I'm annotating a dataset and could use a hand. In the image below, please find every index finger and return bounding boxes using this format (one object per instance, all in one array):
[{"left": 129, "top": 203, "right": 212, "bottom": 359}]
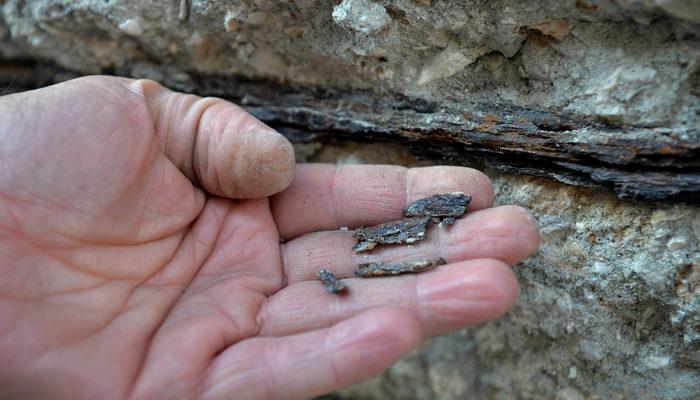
[{"left": 271, "top": 164, "right": 494, "bottom": 240}]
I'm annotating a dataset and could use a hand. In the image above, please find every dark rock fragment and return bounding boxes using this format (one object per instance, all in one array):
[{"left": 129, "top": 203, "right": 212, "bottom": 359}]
[
  {"left": 318, "top": 269, "right": 347, "bottom": 294},
  {"left": 404, "top": 192, "right": 471, "bottom": 223},
  {"left": 354, "top": 258, "right": 446, "bottom": 277},
  {"left": 353, "top": 216, "right": 432, "bottom": 252}
]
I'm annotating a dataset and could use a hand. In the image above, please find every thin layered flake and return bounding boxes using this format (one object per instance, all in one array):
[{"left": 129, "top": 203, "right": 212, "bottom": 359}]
[
  {"left": 404, "top": 192, "right": 471, "bottom": 224},
  {"left": 354, "top": 258, "right": 447, "bottom": 277},
  {"left": 353, "top": 216, "right": 431, "bottom": 252}
]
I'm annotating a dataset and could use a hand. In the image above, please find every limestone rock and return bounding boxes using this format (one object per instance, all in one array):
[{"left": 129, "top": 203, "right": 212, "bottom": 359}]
[
  {"left": 1, "top": 1, "right": 699, "bottom": 399},
  {"left": 332, "top": 0, "right": 391, "bottom": 34},
  {"left": 310, "top": 143, "right": 700, "bottom": 400}
]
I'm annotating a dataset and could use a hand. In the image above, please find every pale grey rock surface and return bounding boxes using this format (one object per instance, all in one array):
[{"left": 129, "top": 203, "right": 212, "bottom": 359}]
[
  {"left": 332, "top": 0, "right": 391, "bottom": 34},
  {"left": 303, "top": 142, "right": 700, "bottom": 400},
  {"left": 1, "top": 1, "right": 699, "bottom": 398},
  {"left": 1, "top": 0, "right": 699, "bottom": 131}
]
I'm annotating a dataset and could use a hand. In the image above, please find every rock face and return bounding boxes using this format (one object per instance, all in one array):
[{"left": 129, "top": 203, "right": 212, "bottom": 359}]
[
  {"left": 2, "top": 0, "right": 699, "bottom": 201},
  {"left": 1, "top": 0, "right": 699, "bottom": 399},
  {"left": 1, "top": 0, "right": 699, "bottom": 129},
  {"left": 303, "top": 142, "right": 700, "bottom": 400}
]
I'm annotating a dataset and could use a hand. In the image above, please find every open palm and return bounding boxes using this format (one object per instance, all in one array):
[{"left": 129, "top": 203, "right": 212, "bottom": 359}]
[{"left": 0, "top": 77, "right": 539, "bottom": 400}]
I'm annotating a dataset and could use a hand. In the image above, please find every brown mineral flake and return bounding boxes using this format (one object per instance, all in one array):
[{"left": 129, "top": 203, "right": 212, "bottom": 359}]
[
  {"left": 353, "top": 216, "right": 431, "bottom": 252},
  {"left": 354, "top": 258, "right": 447, "bottom": 277},
  {"left": 404, "top": 192, "right": 471, "bottom": 225}
]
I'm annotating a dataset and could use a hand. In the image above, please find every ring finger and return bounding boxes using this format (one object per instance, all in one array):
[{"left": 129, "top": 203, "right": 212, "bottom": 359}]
[{"left": 280, "top": 204, "right": 540, "bottom": 284}]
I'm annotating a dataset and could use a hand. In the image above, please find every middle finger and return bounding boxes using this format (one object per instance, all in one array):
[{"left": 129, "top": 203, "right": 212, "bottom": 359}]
[{"left": 280, "top": 205, "right": 540, "bottom": 285}]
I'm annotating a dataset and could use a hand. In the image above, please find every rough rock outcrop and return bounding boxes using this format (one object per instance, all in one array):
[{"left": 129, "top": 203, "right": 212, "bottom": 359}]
[{"left": 1, "top": 1, "right": 698, "bottom": 398}]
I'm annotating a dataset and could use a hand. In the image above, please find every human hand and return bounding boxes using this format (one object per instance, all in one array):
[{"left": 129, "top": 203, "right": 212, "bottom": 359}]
[{"left": 0, "top": 76, "right": 540, "bottom": 399}]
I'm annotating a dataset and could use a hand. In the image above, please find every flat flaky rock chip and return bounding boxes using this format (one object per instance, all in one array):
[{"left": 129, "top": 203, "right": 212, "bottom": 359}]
[
  {"left": 354, "top": 258, "right": 446, "bottom": 277},
  {"left": 353, "top": 216, "right": 432, "bottom": 252},
  {"left": 404, "top": 192, "right": 471, "bottom": 225}
]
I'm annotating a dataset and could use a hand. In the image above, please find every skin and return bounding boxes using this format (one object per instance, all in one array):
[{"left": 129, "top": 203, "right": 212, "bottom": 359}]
[{"left": 0, "top": 76, "right": 540, "bottom": 400}]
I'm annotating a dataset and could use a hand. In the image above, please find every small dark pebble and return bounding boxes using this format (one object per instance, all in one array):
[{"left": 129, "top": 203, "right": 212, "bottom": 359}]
[{"left": 318, "top": 269, "right": 347, "bottom": 294}]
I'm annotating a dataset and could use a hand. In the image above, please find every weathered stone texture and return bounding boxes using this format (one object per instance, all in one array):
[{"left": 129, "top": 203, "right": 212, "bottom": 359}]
[
  {"left": 1, "top": 0, "right": 699, "bottom": 399},
  {"left": 1, "top": 0, "right": 699, "bottom": 130},
  {"left": 303, "top": 142, "right": 700, "bottom": 400}
]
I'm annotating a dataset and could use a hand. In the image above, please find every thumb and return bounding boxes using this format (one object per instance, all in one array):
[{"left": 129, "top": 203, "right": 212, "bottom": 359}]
[{"left": 131, "top": 78, "right": 295, "bottom": 199}]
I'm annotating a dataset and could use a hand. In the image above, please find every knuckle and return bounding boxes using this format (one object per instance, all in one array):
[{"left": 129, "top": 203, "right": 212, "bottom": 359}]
[{"left": 127, "top": 78, "right": 163, "bottom": 98}]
